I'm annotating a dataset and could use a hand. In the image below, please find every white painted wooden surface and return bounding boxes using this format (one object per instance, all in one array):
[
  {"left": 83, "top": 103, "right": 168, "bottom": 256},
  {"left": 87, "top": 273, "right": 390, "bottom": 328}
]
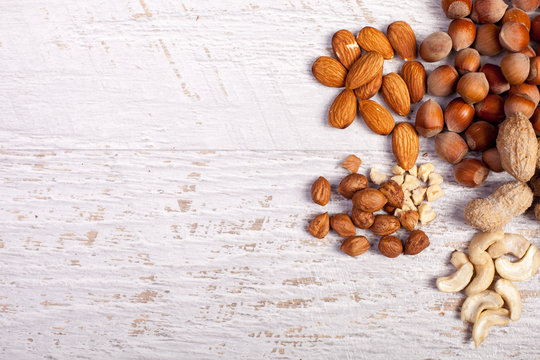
[{"left": 1, "top": 1, "right": 539, "bottom": 359}]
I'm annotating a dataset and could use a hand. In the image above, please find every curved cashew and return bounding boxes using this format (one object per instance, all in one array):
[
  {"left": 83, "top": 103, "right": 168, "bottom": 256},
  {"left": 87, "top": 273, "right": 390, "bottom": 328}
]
[
  {"left": 495, "top": 244, "right": 540, "bottom": 281},
  {"left": 472, "top": 308, "right": 511, "bottom": 348},
  {"left": 465, "top": 252, "right": 495, "bottom": 296},
  {"left": 487, "top": 233, "right": 530, "bottom": 259},
  {"left": 461, "top": 290, "right": 503, "bottom": 323},
  {"left": 437, "top": 251, "right": 474, "bottom": 293},
  {"left": 494, "top": 279, "right": 521, "bottom": 321},
  {"left": 469, "top": 231, "right": 504, "bottom": 264}
]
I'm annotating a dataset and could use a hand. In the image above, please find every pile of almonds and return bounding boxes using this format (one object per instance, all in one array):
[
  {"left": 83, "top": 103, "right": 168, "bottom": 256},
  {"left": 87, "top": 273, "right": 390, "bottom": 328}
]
[{"left": 308, "top": 155, "right": 445, "bottom": 258}]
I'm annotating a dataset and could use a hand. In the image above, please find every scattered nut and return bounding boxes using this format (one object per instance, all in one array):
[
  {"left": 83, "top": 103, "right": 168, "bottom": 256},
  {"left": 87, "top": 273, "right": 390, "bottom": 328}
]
[
  {"left": 311, "top": 176, "right": 331, "bottom": 206},
  {"left": 402, "top": 174, "right": 421, "bottom": 191},
  {"left": 370, "top": 168, "right": 387, "bottom": 185},
  {"left": 426, "top": 185, "right": 444, "bottom": 202},
  {"left": 493, "top": 279, "right": 521, "bottom": 321},
  {"left": 330, "top": 214, "right": 357, "bottom": 237},
  {"left": 402, "top": 195, "right": 418, "bottom": 212},
  {"left": 408, "top": 165, "right": 418, "bottom": 178},
  {"left": 466, "top": 252, "right": 495, "bottom": 296},
  {"left": 342, "top": 154, "right": 362, "bottom": 173},
  {"left": 487, "top": 233, "right": 530, "bottom": 259},
  {"left": 411, "top": 187, "right": 427, "bottom": 206},
  {"left": 308, "top": 213, "right": 330, "bottom": 239},
  {"left": 495, "top": 244, "right": 540, "bottom": 281},
  {"left": 472, "top": 308, "right": 510, "bottom": 348},
  {"left": 418, "top": 163, "right": 435, "bottom": 182},
  {"left": 378, "top": 180, "right": 404, "bottom": 208},
  {"left": 392, "top": 164, "right": 406, "bottom": 175},
  {"left": 418, "top": 203, "right": 437, "bottom": 224},
  {"left": 338, "top": 173, "right": 369, "bottom": 199},
  {"left": 341, "top": 236, "right": 370, "bottom": 257},
  {"left": 404, "top": 230, "right": 430, "bottom": 255},
  {"left": 394, "top": 208, "right": 403, "bottom": 219},
  {"left": 351, "top": 207, "right": 375, "bottom": 229},
  {"left": 461, "top": 290, "right": 504, "bottom": 323},
  {"left": 378, "top": 235, "right": 403, "bottom": 258},
  {"left": 436, "top": 251, "right": 474, "bottom": 292},
  {"left": 369, "top": 215, "right": 401, "bottom": 236},
  {"left": 352, "top": 188, "right": 388, "bottom": 212},
  {"left": 390, "top": 174, "right": 404, "bottom": 186},
  {"left": 400, "top": 210, "right": 419, "bottom": 231},
  {"left": 428, "top": 173, "right": 444, "bottom": 186}
]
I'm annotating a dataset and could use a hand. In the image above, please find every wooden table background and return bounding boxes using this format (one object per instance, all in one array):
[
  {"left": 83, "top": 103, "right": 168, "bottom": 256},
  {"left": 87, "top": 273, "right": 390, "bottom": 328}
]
[{"left": 1, "top": 0, "right": 539, "bottom": 358}]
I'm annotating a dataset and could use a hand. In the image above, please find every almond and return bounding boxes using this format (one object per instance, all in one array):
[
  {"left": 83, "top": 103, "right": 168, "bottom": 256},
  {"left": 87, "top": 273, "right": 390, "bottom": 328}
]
[
  {"left": 341, "top": 236, "right": 370, "bottom": 257},
  {"left": 378, "top": 235, "right": 403, "bottom": 258},
  {"left": 370, "top": 215, "right": 401, "bottom": 236},
  {"left": 345, "top": 52, "right": 384, "bottom": 90},
  {"left": 379, "top": 180, "right": 404, "bottom": 208},
  {"left": 328, "top": 89, "right": 357, "bottom": 129},
  {"left": 308, "top": 212, "right": 330, "bottom": 239},
  {"left": 404, "top": 230, "right": 430, "bottom": 255},
  {"left": 352, "top": 188, "right": 388, "bottom": 212},
  {"left": 497, "top": 113, "right": 538, "bottom": 182},
  {"left": 387, "top": 21, "right": 417, "bottom": 61},
  {"left": 401, "top": 61, "right": 426, "bottom": 103},
  {"left": 332, "top": 30, "right": 362, "bottom": 70},
  {"left": 354, "top": 69, "right": 383, "bottom": 100},
  {"left": 392, "top": 122, "right": 419, "bottom": 170},
  {"left": 356, "top": 27, "right": 394, "bottom": 59},
  {"left": 357, "top": 99, "right": 395, "bottom": 135},
  {"left": 381, "top": 73, "right": 411, "bottom": 116},
  {"left": 342, "top": 154, "right": 362, "bottom": 173},
  {"left": 337, "top": 173, "right": 369, "bottom": 199},
  {"left": 330, "top": 214, "right": 357, "bottom": 237},
  {"left": 312, "top": 56, "right": 347, "bottom": 88},
  {"left": 311, "top": 176, "right": 331, "bottom": 206}
]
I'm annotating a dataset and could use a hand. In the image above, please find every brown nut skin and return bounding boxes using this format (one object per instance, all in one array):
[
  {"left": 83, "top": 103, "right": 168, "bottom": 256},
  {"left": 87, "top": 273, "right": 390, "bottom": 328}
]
[
  {"left": 370, "top": 215, "right": 401, "bottom": 236},
  {"left": 387, "top": 21, "right": 418, "bottom": 61},
  {"left": 509, "top": 83, "right": 540, "bottom": 106},
  {"left": 502, "top": 8, "right": 531, "bottom": 31},
  {"left": 435, "top": 132, "right": 469, "bottom": 164},
  {"left": 332, "top": 29, "right": 362, "bottom": 70},
  {"left": 428, "top": 65, "right": 459, "bottom": 96},
  {"left": 342, "top": 154, "right": 362, "bottom": 173},
  {"left": 448, "top": 18, "right": 476, "bottom": 51},
  {"left": 520, "top": 45, "right": 536, "bottom": 58},
  {"left": 442, "top": 0, "right": 472, "bottom": 19},
  {"left": 465, "top": 121, "right": 498, "bottom": 151},
  {"left": 330, "top": 214, "right": 357, "bottom": 237},
  {"left": 404, "top": 230, "right": 430, "bottom": 255},
  {"left": 455, "top": 48, "right": 481, "bottom": 75},
  {"left": 351, "top": 207, "right": 376, "bottom": 229},
  {"left": 337, "top": 173, "right": 369, "bottom": 199},
  {"left": 480, "top": 64, "right": 510, "bottom": 95},
  {"left": 471, "top": 0, "right": 508, "bottom": 24},
  {"left": 457, "top": 72, "right": 489, "bottom": 104},
  {"left": 401, "top": 61, "right": 426, "bottom": 103},
  {"left": 328, "top": 89, "right": 357, "bottom": 129},
  {"left": 415, "top": 99, "right": 444, "bottom": 138},
  {"left": 352, "top": 188, "right": 388, "bottom": 213},
  {"left": 444, "top": 97, "right": 475, "bottom": 133},
  {"left": 499, "top": 21, "right": 529, "bottom": 53},
  {"left": 379, "top": 180, "right": 405, "bottom": 208},
  {"left": 312, "top": 57, "right": 347, "bottom": 88},
  {"left": 378, "top": 236, "right": 403, "bottom": 258},
  {"left": 531, "top": 107, "right": 540, "bottom": 135},
  {"left": 500, "top": 53, "right": 530, "bottom": 85},
  {"left": 308, "top": 213, "right": 330, "bottom": 239},
  {"left": 532, "top": 15, "right": 540, "bottom": 43},
  {"left": 504, "top": 94, "right": 536, "bottom": 119},
  {"left": 311, "top": 176, "right": 331, "bottom": 206},
  {"left": 482, "top": 148, "right": 504, "bottom": 172},
  {"left": 341, "top": 236, "right": 370, "bottom": 257},
  {"left": 512, "top": 0, "right": 540, "bottom": 12},
  {"left": 474, "top": 94, "right": 505, "bottom": 124},
  {"left": 420, "top": 32, "right": 452, "bottom": 62},
  {"left": 453, "top": 159, "right": 490, "bottom": 188},
  {"left": 475, "top": 24, "right": 502, "bottom": 56},
  {"left": 383, "top": 204, "right": 397, "bottom": 214},
  {"left": 400, "top": 210, "right": 419, "bottom": 231},
  {"left": 527, "top": 56, "right": 540, "bottom": 85}
]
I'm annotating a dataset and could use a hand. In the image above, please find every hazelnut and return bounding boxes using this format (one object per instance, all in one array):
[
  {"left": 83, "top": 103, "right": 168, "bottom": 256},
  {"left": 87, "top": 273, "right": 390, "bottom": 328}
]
[
  {"left": 531, "top": 107, "right": 540, "bottom": 135},
  {"left": 475, "top": 24, "right": 502, "bottom": 56},
  {"left": 441, "top": 0, "right": 472, "bottom": 19},
  {"left": 383, "top": 204, "right": 397, "bottom": 214},
  {"left": 465, "top": 121, "right": 498, "bottom": 151},
  {"left": 379, "top": 179, "right": 404, "bottom": 208},
  {"left": 352, "top": 188, "right": 387, "bottom": 212},
  {"left": 308, "top": 213, "right": 330, "bottom": 239},
  {"left": 453, "top": 159, "right": 490, "bottom": 188},
  {"left": 471, "top": 0, "right": 508, "bottom": 24},
  {"left": 342, "top": 154, "right": 362, "bottom": 173},
  {"left": 370, "top": 215, "right": 401, "bottom": 236},
  {"left": 341, "top": 236, "right": 370, "bottom": 257},
  {"left": 448, "top": 18, "right": 476, "bottom": 51},
  {"left": 456, "top": 72, "right": 489, "bottom": 104},
  {"left": 337, "top": 173, "right": 369, "bottom": 199},
  {"left": 330, "top": 214, "right": 357, "bottom": 237},
  {"left": 400, "top": 210, "right": 419, "bottom": 231},
  {"left": 427, "top": 65, "right": 459, "bottom": 96},
  {"left": 509, "top": 83, "right": 540, "bottom": 105},
  {"left": 532, "top": 14, "right": 540, "bottom": 42},
  {"left": 500, "top": 53, "right": 530, "bottom": 85},
  {"left": 351, "top": 207, "right": 375, "bottom": 229},
  {"left": 527, "top": 56, "right": 540, "bottom": 85},
  {"left": 455, "top": 48, "right": 481, "bottom": 75},
  {"left": 499, "top": 21, "right": 529, "bottom": 52},
  {"left": 512, "top": 0, "right": 540, "bottom": 12},
  {"left": 378, "top": 235, "right": 403, "bottom": 258},
  {"left": 502, "top": 8, "right": 531, "bottom": 31},
  {"left": 404, "top": 230, "right": 430, "bottom": 255},
  {"left": 504, "top": 94, "right": 536, "bottom": 119},
  {"left": 519, "top": 45, "right": 537, "bottom": 58},
  {"left": 444, "top": 97, "right": 475, "bottom": 132},
  {"left": 474, "top": 94, "right": 505, "bottom": 124},
  {"left": 482, "top": 147, "right": 504, "bottom": 173},
  {"left": 435, "top": 132, "right": 469, "bottom": 164},
  {"left": 480, "top": 63, "right": 509, "bottom": 95},
  {"left": 415, "top": 99, "right": 444, "bottom": 138},
  {"left": 311, "top": 176, "right": 331, "bottom": 206},
  {"left": 420, "top": 32, "right": 452, "bottom": 62}
]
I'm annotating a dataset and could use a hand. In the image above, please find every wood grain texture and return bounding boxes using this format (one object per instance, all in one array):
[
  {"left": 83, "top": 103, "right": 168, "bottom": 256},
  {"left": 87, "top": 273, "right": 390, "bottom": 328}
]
[{"left": 1, "top": 0, "right": 540, "bottom": 359}]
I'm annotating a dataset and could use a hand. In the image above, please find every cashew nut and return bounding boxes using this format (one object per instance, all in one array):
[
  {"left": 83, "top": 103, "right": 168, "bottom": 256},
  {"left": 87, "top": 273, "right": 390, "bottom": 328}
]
[
  {"left": 461, "top": 290, "right": 503, "bottom": 323},
  {"left": 487, "top": 233, "right": 530, "bottom": 259},
  {"left": 465, "top": 252, "right": 495, "bottom": 296},
  {"left": 468, "top": 231, "right": 504, "bottom": 264},
  {"left": 472, "top": 308, "right": 511, "bottom": 348},
  {"left": 495, "top": 244, "right": 540, "bottom": 281},
  {"left": 494, "top": 279, "right": 521, "bottom": 321},
  {"left": 436, "top": 251, "right": 474, "bottom": 293}
]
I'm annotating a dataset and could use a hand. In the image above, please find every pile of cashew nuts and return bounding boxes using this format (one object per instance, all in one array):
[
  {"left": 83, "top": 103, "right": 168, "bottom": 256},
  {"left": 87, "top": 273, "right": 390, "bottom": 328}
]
[{"left": 436, "top": 231, "right": 540, "bottom": 347}]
